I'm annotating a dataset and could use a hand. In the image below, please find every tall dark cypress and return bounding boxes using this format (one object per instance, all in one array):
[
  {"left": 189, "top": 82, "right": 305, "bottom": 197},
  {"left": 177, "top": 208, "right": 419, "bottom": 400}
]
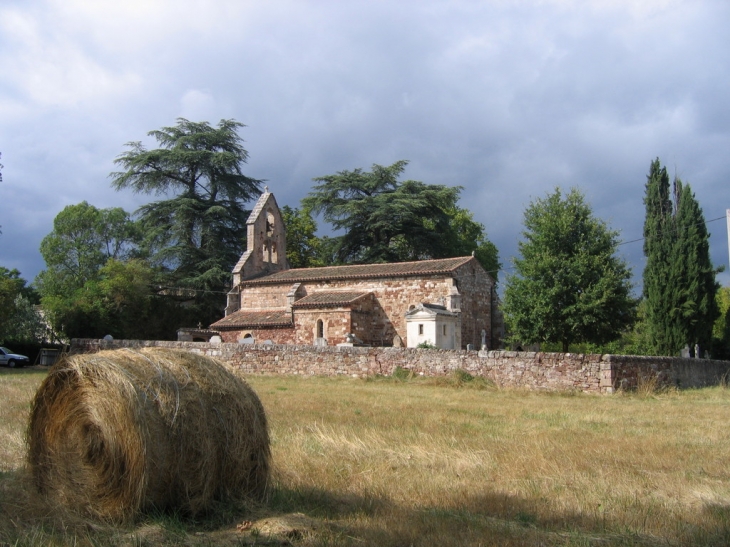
[
  {"left": 642, "top": 158, "right": 719, "bottom": 356},
  {"left": 669, "top": 179, "right": 719, "bottom": 355},
  {"left": 642, "top": 159, "right": 674, "bottom": 355}
]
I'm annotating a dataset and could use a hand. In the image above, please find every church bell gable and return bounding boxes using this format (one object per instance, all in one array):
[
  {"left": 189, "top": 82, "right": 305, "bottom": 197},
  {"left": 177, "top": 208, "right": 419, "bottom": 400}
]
[{"left": 232, "top": 187, "right": 289, "bottom": 285}]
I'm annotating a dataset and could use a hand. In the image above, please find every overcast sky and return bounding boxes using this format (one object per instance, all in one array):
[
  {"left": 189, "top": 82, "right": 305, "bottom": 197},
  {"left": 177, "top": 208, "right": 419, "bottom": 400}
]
[{"left": 2, "top": 0, "right": 729, "bottom": 292}]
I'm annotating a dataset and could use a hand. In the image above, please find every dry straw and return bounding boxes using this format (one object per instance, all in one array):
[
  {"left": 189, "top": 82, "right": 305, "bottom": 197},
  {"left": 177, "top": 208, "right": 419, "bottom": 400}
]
[{"left": 26, "top": 347, "right": 270, "bottom": 522}]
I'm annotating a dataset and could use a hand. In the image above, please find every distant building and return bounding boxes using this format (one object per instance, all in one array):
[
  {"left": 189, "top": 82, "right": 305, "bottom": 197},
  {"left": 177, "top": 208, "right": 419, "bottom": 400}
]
[{"left": 210, "top": 189, "right": 503, "bottom": 349}]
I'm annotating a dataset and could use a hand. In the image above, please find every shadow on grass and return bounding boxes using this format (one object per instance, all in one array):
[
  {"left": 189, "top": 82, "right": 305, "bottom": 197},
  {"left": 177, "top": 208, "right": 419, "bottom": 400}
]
[
  {"left": 4, "top": 471, "right": 730, "bottom": 547},
  {"left": 264, "top": 484, "right": 730, "bottom": 547}
]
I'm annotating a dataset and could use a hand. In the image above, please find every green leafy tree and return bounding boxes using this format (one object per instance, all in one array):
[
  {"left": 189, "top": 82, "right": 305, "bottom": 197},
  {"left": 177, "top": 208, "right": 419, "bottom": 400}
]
[
  {"left": 110, "top": 118, "right": 262, "bottom": 323},
  {"left": 0, "top": 267, "right": 44, "bottom": 344},
  {"left": 4, "top": 296, "right": 46, "bottom": 344},
  {"left": 36, "top": 202, "right": 139, "bottom": 302},
  {"left": 442, "top": 206, "right": 501, "bottom": 282},
  {"left": 36, "top": 203, "right": 143, "bottom": 339},
  {"left": 567, "top": 299, "right": 652, "bottom": 356},
  {"left": 281, "top": 205, "right": 324, "bottom": 268},
  {"left": 302, "top": 160, "right": 500, "bottom": 274},
  {"left": 39, "top": 257, "right": 187, "bottom": 341},
  {"left": 0, "top": 267, "right": 26, "bottom": 341},
  {"left": 642, "top": 158, "right": 719, "bottom": 356},
  {"left": 502, "top": 187, "right": 636, "bottom": 352},
  {"left": 712, "top": 287, "right": 730, "bottom": 360},
  {"left": 37, "top": 201, "right": 138, "bottom": 291}
]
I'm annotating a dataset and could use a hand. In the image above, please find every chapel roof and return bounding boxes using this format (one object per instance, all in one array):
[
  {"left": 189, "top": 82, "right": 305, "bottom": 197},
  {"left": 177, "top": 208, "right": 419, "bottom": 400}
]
[
  {"left": 405, "top": 302, "right": 458, "bottom": 317},
  {"left": 241, "top": 256, "right": 474, "bottom": 286},
  {"left": 291, "top": 291, "right": 371, "bottom": 309},
  {"left": 210, "top": 309, "right": 292, "bottom": 330}
]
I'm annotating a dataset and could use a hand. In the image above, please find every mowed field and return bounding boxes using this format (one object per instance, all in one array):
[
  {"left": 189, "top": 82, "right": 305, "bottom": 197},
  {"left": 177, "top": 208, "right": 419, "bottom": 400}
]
[{"left": 1, "top": 366, "right": 730, "bottom": 546}]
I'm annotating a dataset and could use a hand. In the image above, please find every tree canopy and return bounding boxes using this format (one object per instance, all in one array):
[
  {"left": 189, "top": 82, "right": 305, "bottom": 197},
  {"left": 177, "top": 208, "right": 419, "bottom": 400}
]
[
  {"left": 0, "top": 267, "right": 44, "bottom": 344},
  {"left": 502, "top": 187, "right": 636, "bottom": 351},
  {"left": 281, "top": 205, "right": 324, "bottom": 268},
  {"left": 110, "top": 118, "right": 262, "bottom": 322},
  {"left": 712, "top": 287, "right": 730, "bottom": 360},
  {"left": 301, "top": 160, "right": 500, "bottom": 275},
  {"left": 37, "top": 201, "right": 138, "bottom": 289},
  {"left": 642, "top": 158, "right": 719, "bottom": 356},
  {"left": 35, "top": 202, "right": 145, "bottom": 339}
]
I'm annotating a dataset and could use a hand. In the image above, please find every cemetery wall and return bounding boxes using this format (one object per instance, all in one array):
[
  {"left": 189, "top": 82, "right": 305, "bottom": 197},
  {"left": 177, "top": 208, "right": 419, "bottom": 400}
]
[{"left": 70, "top": 339, "right": 730, "bottom": 394}]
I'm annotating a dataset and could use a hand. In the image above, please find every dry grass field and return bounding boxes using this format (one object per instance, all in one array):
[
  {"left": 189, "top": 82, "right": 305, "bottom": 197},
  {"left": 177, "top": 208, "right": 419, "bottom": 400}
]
[{"left": 2, "top": 365, "right": 730, "bottom": 546}]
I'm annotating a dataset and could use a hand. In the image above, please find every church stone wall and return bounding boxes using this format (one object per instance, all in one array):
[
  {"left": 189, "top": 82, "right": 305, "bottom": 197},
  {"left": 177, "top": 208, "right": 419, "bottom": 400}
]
[
  {"left": 237, "top": 274, "right": 487, "bottom": 347},
  {"left": 239, "top": 285, "right": 289, "bottom": 310},
  {"left": 294, "top": 308, "right": 352, "bottom": 346},
  {"left": 453, "top": 261, "right": 495, "bottom": 349}
]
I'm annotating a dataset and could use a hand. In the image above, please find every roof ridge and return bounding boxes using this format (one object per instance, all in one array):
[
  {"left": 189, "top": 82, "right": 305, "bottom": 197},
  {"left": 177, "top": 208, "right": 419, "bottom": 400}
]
[
  {"left": 246, "top": 189, "right": 272, "bottom": 224},
  {"left": 285, "top": 255, "right": 472, "bottom": 274},
  {"left": 241, "top": 256, "right": 475, "bottom": 285}
]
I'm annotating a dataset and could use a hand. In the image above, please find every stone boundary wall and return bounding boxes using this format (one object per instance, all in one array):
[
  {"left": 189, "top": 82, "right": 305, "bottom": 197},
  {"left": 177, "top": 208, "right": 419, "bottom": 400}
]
[{"left": 70, "top": 339, "right": 730, "bottom": 394}]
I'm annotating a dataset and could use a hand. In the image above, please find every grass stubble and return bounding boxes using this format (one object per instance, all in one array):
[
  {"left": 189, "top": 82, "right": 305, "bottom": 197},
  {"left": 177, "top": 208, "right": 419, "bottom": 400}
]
[{"left": 1, "top": 366, "right": 730, "bottom": 546}]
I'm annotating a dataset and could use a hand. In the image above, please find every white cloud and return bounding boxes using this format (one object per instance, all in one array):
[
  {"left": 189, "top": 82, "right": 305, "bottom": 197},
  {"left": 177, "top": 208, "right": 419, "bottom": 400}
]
[
  {"left": 179, "top": 89, "right": 218, "bottom": 122},
  {"left": 0, "top": 6, "right": 142, "bottom": 110}
]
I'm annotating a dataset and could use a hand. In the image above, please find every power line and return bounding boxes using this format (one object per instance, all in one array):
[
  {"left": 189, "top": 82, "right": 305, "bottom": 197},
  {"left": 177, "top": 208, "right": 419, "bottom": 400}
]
[
  {"left": 617, "top": 215, "right": 726, "bottom": 247},
  {"left": 153, "top": 215, "right": 728, "bottom": 289}
]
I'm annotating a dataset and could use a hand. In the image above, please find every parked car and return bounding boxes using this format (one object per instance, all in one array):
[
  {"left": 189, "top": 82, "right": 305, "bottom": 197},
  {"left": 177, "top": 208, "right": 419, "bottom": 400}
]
[{"left": 0, "top": 347, "right": 30, "bottom": 368}]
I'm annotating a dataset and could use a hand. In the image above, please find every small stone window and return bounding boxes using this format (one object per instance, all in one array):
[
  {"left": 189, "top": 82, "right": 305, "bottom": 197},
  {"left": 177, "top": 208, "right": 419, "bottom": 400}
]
[
  {"left": 317, "top": 319, "right": 324, "bottom": 339},
  {"left": 418, "top": 324, "right": 424, "bottom": 335}
]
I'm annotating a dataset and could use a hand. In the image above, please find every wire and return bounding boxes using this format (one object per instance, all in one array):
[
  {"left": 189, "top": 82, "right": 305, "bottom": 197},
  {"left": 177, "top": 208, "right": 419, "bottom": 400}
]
[
  {"left": 153, "top": 214, "right": 728, "bottom": 290},
  {"left": 617, "top": 215, "right": 725, "bottom": 247}
]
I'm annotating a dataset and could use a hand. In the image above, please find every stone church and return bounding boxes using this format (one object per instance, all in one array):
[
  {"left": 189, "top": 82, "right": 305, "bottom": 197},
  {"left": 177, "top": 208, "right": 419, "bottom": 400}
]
[{"left": 210, "top": 189, "right": 503, "bottom": 349}]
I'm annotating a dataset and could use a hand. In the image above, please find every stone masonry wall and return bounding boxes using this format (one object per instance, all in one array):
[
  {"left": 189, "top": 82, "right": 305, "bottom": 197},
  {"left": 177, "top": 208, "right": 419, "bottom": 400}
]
[
  {"left": 453, "top": 261, "right": 494, "bottom": 349},
  {"left": 70, "top": 339, "right": 730, "bottom": 394},
  {"left": 234, "top": 269, "right": 495, "bottom": 349}
]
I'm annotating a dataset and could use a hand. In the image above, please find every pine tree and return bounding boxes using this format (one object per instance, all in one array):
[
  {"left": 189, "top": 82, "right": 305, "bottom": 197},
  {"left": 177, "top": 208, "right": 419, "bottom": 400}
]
[
  {"left": 110, "top": 118, "right": 262, "bottom": 324},
  {"left": 302, "top": 161, "right": 500, "bottom": 273},
  {"left": 642, "top": 158, "right": 719, "bottom": 356}
]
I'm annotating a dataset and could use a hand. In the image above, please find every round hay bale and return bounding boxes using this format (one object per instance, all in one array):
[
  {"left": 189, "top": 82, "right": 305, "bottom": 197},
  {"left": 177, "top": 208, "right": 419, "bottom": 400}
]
[{"left": 27, "top": 347, "right": 270, "bottom": 522}]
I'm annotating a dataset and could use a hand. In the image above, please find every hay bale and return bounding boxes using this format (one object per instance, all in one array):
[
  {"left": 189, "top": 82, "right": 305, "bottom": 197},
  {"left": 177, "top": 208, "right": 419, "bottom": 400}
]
[{"left": 27, "top": 347, "right": 270, "bottom": 522}]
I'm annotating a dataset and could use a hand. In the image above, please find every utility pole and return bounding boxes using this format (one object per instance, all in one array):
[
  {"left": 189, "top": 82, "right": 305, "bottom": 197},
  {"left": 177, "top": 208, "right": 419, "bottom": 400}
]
[{"left": 727, "top": 209, "right": 730, "bottom": 271}]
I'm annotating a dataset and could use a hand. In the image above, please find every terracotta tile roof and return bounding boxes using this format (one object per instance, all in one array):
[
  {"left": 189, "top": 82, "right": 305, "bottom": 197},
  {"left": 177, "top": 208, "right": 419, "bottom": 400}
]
[
  {"left": 211, "top": 309, "right": 292, "bottom": 330},
  {"left": 292, "top": 291, "right": 370, "bottom": 309},
  {"left": 242, "top": 256, "right": 474, "bottom": 285}
]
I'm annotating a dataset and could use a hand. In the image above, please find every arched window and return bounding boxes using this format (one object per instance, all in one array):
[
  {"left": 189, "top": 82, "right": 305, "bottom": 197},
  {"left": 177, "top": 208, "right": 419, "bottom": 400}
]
[
  {"left": 266, "top": 210, "right": 275, "bottom": 236},
  {"left": 317, "top": 319, "right": 324, "bottom": 339}
]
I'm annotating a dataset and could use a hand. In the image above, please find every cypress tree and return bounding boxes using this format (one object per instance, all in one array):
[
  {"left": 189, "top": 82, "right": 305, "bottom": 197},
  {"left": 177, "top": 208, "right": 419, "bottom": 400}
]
[
  {"left": 642, "top": 158, "right": 719, "bottom": 356},
  {"left": 669, "top": 179, "right": 719, "bottom": 355},
  {"left": 642, "top": 159, "right": 674, "bottom": 355}
]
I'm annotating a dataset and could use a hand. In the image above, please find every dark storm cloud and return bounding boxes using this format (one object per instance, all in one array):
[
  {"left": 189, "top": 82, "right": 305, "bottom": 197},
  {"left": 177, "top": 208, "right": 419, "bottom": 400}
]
[{"left": 1, "top": 0, "right": 729, "bottom": 288}]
